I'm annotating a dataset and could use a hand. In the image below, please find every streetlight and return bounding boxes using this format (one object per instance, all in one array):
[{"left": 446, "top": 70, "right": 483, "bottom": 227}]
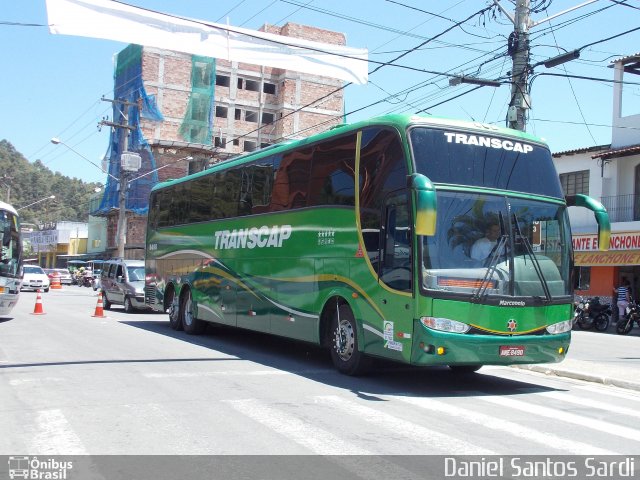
[
  {"left": 50, "top": 138, "right": 118, "bottom": 181},
  {"left": 17, "top": 195, "right": 55, "bottom": 211},
  {"left": 51, "top": 137, "right": 129, "bottom": 256}
]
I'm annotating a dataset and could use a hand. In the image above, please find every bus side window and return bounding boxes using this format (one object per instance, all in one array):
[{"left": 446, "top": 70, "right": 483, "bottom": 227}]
[
  {"left": 359, "top": 127, "right": 408, "bottom": 274},
  {"left": 380, "top": 192, "right": 411, "bottom": 292}
]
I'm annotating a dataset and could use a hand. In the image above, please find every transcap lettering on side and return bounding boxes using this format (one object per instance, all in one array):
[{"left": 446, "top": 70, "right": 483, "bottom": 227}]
[
  {"left": 214, "top": 225, "right": 292, "bottom": 250},
  {"left": 444, "top": 132, "right": 534, "bottom": 154}
]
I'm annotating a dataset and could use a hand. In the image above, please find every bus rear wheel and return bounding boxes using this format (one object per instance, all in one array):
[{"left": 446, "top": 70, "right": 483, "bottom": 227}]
[
  {"left": 180, "top": 289, "right": 206, "bottom": 335},
  {"left": 167, "top": 288, "right": 182, "bottom": 330},
  {"left": 329, "top": 304, "right": 370, "bottom": 376}
]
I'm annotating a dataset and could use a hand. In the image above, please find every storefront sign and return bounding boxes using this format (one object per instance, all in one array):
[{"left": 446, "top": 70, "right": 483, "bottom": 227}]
[
  {"left": 573, "top": 232, "right": 640, "bottom": 251},
  {"left": 574, "top": 251, "right": 640, "bottom": 266}
]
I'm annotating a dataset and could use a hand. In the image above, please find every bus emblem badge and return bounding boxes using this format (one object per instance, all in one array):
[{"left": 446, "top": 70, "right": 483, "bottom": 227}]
[{"left": 507, "top": 319, "right": 517, "bottom": 332}]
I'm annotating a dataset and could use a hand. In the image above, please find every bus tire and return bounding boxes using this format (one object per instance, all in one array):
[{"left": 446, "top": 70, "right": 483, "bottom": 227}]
[
  {"left": 166, "top": 287, "right": 182, "bottom": 330},
  {"left": 448, "top": 365, "right": 482, "bottom": 374},
  {"left": 180, "top": 288, "right": 206, "bottom": 335},
  {"left": 329, "top": 304, "right": 370, "bottom": 376}
]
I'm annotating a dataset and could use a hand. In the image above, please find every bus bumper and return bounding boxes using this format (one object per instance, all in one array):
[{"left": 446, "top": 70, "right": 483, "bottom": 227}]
[{"left": 410, "top": 326, "right": 570, "bottom": 366}]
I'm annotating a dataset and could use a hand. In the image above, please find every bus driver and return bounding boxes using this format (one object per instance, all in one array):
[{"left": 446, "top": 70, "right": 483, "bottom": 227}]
[{"left": 471, "top": 221, "right": 503, "bottom": 262}]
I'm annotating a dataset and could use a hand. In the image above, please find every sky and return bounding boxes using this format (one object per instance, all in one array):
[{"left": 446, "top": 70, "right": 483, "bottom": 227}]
[{"left": 1, "top": 0, "right": 639, "bottom": 190}]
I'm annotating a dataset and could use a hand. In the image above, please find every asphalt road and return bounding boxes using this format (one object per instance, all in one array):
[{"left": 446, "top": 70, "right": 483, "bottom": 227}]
[{"left": 1, "top": 288, "right": 639, "bottom": 461}]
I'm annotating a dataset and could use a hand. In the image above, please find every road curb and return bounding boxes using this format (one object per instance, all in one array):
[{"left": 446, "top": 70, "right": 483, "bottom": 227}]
[{"left": 514, "top": 364, "right": 640, "bottom": 392}]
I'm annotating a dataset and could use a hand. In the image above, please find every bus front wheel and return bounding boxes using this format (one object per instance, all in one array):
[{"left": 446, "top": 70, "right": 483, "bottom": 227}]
[
  {"left": 329, "top": 304, "right": 370, "bottom": 376},
  {"left": 180, "top": 289, "right": 206, "bottom": 335}
]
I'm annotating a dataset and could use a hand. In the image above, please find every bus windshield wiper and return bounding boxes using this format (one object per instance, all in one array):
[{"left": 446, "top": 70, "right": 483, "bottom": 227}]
[
  {"left": 473, "top": 233, "right": 508, "bottom": 301},
  {"left": 512, "top": 213, "right": 551, "bottom": 302}
]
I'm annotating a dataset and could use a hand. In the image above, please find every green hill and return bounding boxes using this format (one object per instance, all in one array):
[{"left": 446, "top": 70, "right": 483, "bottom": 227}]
[{"left": 0, "top": 140, "right": 102, "bottom": 225}]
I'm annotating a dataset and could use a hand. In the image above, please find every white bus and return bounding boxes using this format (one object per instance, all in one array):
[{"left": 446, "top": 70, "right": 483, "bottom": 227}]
[{"left": 0, "top": 201, "right": 22, "bottom": 316}]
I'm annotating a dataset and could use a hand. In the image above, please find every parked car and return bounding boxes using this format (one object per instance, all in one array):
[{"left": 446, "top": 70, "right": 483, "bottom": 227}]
[
  {"left": 21, "top": 265, "right": 51, "bottom": 292},
  {"left": 100, "top": 259, "right": 147, "bottom": 312},
  {"left": 53, "top": 268, "right": 73, "bottom": 285}
]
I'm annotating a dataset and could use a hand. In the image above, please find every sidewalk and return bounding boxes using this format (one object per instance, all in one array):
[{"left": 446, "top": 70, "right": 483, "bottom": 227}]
[
  {"left": 516, "top": 358, "right": 640, "bottom": 392},
  {"left": 514, "top": 328, "right": 640, "bottom": 392}
]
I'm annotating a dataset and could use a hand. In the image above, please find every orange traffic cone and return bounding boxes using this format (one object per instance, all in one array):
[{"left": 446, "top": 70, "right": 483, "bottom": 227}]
[
  {"left": 50, "top": 275, "right": 62, "bottom": 290},
  {"left": 31, "top": 289, "right": 46, "bottom": 315},
  {"left": 92, "top": 292, "right": 106, "bottom": 318}
]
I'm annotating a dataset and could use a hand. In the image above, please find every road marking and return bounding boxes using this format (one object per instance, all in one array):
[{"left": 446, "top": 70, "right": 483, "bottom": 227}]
[
  {"left": 479, "top": 394, "right": 640, "bottom": 442},
  {"left": 29, "top": 409, "right": 87, "bottom": 455},
  {"left": 223, "top": 398, "right": 428, "bottom": 480},
  {"left": 9, "top": 377, "right": 65, "bottom": 386},
  {"left": 534, "top": 390, "right": 640, "bottom": 420},
  {"left": 224, "top": 398, "right": 370, "bottom": 455},
  {"left": 315, "top": 395, "right": 495, "bottom": 455},
  {"left": 574, "top": 383, "right": 640, "bottom": 401},
  {"left": 394, "top": 395, "right": 617, "bottom": 455}
]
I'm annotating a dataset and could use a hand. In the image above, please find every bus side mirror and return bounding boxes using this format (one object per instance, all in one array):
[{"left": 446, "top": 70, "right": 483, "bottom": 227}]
[
  {"left": 410, "top": 173, "right": 437, "bottom": 236},
  {"left": 566, "top": 194, "right": 610, "bottom": 251}
]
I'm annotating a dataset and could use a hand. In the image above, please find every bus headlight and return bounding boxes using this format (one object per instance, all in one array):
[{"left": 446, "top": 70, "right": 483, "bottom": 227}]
[
  {"left": 420, "top": 316, "right": 471, "bottom": 333},
  {"left": 546, "top": 319, "right": 573, "bottom": 334}
]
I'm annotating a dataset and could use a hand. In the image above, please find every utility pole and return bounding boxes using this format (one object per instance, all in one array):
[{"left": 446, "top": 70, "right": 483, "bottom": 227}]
[
  {"left": 507, "top": 0, "right": 531, "bottom": 131},
  {"left": 1, "top": 175, "right": 12, "bottom": 203},
  {"left": 99, "top": 98, "right": 140, "bottom": 259},
  {"left": 495, "top": 0, "right": 592, "bottom": 131}
]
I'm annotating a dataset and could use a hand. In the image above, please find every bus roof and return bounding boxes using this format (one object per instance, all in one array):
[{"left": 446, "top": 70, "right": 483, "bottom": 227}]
[
  {"left": 0, "top": 201, "right": 19, "bottom": 216},
  {"left": 151, "top": 113, "right": 549, "bottom": 192}
]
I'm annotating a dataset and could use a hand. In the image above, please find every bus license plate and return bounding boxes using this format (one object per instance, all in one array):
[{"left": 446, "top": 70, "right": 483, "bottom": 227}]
[{"left": 499, "top": 346, "right": 525, "bottom": 357}]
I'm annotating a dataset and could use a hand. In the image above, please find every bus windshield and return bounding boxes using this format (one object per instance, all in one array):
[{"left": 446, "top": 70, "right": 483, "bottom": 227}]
[
  {"left": 421, "top": 191, "right": 572, "bottom": 301},
  {"left": 409, "top": 126, "right": 564, "bottom": 198},
  {"left": 0, "top": 209, "right": 21, "bottom": 279}
]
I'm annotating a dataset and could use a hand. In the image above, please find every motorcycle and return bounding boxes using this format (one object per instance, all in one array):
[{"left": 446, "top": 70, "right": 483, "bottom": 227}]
[
  {"left": 616, "top": 300, "right": 640, "bottom": 335},
  {"left": 574, "top": 296, "right": 611, "bottom": 331},
  {"left": 81, "top": 273, "right": 93, "bottom": 288}
]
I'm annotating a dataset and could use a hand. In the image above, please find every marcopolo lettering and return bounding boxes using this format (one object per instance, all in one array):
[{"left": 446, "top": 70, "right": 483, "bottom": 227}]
[
  {"left": 214, "top": 225, "right": 292, "bottom": 250},
  {"left": 444, "top": 132, "right": 534, "bottom": 154}
]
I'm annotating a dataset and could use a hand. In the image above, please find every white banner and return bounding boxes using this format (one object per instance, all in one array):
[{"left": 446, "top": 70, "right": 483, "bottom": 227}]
[{"left": 46, "top": 0, "right": 369, "bottom": 84}]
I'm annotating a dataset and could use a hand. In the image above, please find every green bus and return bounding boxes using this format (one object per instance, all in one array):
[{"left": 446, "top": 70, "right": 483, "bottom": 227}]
[{"left": 145, "top": 114, "right": 610, "bottom": 375}]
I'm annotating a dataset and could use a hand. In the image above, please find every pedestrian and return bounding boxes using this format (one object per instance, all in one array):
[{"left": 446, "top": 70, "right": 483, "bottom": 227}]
[{"left": 614, "top": 278, "right": 631, "bottom": 323}]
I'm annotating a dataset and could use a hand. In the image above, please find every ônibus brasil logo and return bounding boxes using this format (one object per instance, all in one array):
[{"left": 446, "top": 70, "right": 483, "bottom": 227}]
[{"left": 214, "top": 225, "right": 292, "bottom": 250}]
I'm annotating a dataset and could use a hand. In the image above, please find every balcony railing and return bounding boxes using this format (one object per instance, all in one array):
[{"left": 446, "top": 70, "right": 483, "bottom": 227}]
[{"left": 600, "top": 194, "right": 640, "bottom": 223}]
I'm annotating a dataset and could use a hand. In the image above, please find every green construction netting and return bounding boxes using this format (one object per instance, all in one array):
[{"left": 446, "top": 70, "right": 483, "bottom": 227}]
[{"left": 179, "top": 56, "right": 216, "bottom": 144}]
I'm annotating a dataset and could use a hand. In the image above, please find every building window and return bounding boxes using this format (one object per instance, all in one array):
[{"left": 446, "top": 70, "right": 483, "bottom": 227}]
[
  {"left": 560, "top": 170, "right": 589, "bottom": 196},
  {"left": 215, "top": 106, "right": 228, "bottom": 118},
  {"left": 215, "top": 137, "right": 227, "bottom": 148},
  {"left": 262, "top": 112, "right": 275, "bottom": 124},
  {"left": 215, "top": 75, "right": 230, "bottom": 87},
  {"left": 263, "top": 82, "right": 276, "bottom": 95},
  {"left": 245, "top": 79, "right": 260, "bottom": 92},
  {"left": 244, "top": 140, "right": 257, "bottom": 152},
  {"left": 245, "top": 110, "right": 258, "bottom": 123},
  {"left": 261, "top": 143, "right": 271, "bottom": 149},
  {"left": 235, "top": 109, "right": 242, "bottom": 121},
  {"left": 233, "top": 139, "right": 240, "bottom": 146}
]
